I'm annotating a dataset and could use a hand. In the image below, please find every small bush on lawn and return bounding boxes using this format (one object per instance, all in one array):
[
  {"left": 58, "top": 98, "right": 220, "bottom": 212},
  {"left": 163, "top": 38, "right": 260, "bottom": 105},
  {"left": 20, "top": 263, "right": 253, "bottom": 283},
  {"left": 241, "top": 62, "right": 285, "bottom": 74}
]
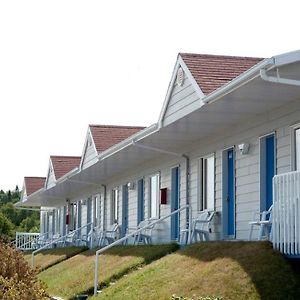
[{"left": 0, "top": 241, "right": 49, "bottom": 299}]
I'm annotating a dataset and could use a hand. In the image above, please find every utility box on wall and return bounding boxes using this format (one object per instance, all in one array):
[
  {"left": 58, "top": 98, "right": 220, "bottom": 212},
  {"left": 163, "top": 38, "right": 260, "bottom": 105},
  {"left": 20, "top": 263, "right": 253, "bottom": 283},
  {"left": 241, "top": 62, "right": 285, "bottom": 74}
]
[{"left": 160, "top": 188, "right": 167, "bottom": 205}]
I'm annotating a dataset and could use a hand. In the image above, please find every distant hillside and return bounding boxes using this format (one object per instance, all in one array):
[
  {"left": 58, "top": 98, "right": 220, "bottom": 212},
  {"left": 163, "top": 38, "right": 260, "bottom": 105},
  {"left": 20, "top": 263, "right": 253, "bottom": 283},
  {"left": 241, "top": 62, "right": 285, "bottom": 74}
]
[{"left": 0, "top": 187, "right": 40, "bottom": 240}]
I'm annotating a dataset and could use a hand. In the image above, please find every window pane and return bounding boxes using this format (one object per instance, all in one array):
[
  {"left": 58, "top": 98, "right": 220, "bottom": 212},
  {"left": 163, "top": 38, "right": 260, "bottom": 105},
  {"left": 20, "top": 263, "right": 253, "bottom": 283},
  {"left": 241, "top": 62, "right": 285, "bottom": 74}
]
[
  {"left": 201, "top": 155, "right": 215, "bottom": 211},
  {"left": 150, "top": 175, "right": 159, "bottom": 218},
  {"left": 296, "top": 129, "right": 300, "bottom": 171},
  {"left": 112, "top": 189, "right": 118, "bottom": 224},
  {"left": 114, "top": 190, "right": 118, "bottom": 222},
  {"left": 206, "top": 156, "right": 215, "bottom": 210}
]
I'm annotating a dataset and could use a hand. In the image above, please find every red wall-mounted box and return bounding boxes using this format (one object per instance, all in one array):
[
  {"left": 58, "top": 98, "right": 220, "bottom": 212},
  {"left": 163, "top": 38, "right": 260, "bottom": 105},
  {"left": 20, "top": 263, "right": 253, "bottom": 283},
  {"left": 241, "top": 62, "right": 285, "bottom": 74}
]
[{"left": 160, "top": 188, "right": 167, "bottom": 205}]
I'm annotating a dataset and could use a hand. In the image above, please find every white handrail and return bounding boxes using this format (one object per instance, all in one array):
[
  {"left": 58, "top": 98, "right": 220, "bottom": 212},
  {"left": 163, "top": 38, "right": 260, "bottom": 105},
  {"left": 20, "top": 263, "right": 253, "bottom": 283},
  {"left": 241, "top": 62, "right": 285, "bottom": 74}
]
[
  {"left": 93, "top": 204, "right": 192, "bottom": 295},
  {"left": 31, "top": 222, "right": 93, "bottom": 267}
]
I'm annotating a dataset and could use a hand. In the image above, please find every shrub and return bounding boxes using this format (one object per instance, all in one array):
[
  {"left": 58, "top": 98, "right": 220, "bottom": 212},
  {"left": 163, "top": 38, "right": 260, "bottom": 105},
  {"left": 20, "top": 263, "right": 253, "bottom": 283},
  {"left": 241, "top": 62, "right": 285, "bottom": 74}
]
[{"left": 0, "top": 241, "right": 49, "bottom": 299}]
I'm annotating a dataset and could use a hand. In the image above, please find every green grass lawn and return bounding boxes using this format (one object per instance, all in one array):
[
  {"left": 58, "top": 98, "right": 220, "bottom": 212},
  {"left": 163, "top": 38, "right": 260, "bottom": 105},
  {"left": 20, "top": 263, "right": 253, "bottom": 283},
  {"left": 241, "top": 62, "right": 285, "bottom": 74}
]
[
  {"left": 39, "top": 244, "right": 178, "bottom": 299},
  {"left": 23, "top": 246, "right": 87, "bottom": 271},
  {"left": 93, "top": 242, "right": 300, "bottom": 300}
]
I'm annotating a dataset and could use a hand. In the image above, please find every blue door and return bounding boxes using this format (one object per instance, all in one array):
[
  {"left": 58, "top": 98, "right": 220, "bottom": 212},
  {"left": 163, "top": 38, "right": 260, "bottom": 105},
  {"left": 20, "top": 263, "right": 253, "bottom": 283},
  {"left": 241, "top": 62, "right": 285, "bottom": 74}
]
[
  {"left": 265, "top": 135, "right": 275, "bottom": 210},
  {"left": 137, "top": 179, "right": 144, "bottom": 225},
  {"left": 227, "top": 149, "right": 235, "bottom": 237},
  {"left": 171, "top": 167, "right": 180, "bottom": 240},
  {"left": 122, "top": 184, "right": 129, "bottom": 237}
]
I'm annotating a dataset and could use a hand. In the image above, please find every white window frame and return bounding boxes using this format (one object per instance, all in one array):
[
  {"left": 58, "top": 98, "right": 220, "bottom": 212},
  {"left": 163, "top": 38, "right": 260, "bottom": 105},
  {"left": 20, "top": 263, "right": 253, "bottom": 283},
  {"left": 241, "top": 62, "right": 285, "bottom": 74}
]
[
  {"left": 148, "top": 173, "right": 160, "bottom": 219},
  {"left": 198, "top": 154, "right": 215, "bottom": 211},
  {"left": 111, "top": 188, "right": 119, "bottom": 224}
]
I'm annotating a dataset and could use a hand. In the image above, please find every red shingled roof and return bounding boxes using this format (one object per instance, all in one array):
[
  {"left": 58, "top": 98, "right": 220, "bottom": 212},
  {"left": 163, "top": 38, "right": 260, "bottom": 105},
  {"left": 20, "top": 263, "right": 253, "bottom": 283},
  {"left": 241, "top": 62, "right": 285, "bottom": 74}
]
[
  {"left": 89, "top": 125, "right": 145, "bottom": 153},
  {"left": 24, "top": 177, "right": 46, "bottom": 196},
  {"left": 180, "top": 53, "right": 264, "bottom": 95},
  {"left": 50, "top": 156, "right": 81, "bottom": 180}
]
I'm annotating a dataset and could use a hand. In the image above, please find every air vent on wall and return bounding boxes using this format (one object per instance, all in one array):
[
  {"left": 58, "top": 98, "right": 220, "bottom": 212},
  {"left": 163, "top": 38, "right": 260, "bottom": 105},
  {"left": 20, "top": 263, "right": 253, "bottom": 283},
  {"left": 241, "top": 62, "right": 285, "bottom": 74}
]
[{"left": 176, "top": 67, "right": 184, "bottom": 86}]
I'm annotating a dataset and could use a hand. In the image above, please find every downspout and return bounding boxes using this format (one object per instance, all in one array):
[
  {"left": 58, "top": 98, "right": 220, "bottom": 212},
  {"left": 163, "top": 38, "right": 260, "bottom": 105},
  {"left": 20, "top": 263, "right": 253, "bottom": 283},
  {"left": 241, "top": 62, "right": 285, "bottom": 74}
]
[
  {"left": 132, "top": 141, "right": 191, "bottom": 229},
  {"left": 182, "top": 154, "right": 190, "bottom": 232}
]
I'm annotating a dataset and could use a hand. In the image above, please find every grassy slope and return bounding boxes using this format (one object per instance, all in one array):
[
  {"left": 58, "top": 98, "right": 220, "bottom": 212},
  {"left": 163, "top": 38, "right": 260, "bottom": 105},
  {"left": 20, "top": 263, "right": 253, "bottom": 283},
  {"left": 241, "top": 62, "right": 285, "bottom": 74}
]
[
  {"left": 95, "top": 242, "right": 300, "bottom": 300},
  {"left": 23, "top": 246, "right": 87, "bottom": 271},
  {"left": 39, "top": 244, "right": 178, "bottom": 299}
]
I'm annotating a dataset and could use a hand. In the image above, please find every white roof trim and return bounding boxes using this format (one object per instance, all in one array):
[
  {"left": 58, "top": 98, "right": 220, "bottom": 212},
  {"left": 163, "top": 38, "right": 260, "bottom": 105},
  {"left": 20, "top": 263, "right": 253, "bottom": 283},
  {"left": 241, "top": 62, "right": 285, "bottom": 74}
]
[
  {"left": 273, "top": 49, "right": 300, "bottom": 67},
  {"left": 202, "top": 58, "right": 270, "bottom": 104},
  {"left": 79, "top": 126, "right": 99, "bottom": 170},
  {"left": 45, "top": 158, "right": 56, "bottom": 188},
  {"left": 98, "top": 123, "right": 159, "bottom": 161},
  {"left": 202, "top": 49, "right": 300, "bottom": 105},
  {"left": 158, "top": 55, "right": 205, "bottom": 128}
]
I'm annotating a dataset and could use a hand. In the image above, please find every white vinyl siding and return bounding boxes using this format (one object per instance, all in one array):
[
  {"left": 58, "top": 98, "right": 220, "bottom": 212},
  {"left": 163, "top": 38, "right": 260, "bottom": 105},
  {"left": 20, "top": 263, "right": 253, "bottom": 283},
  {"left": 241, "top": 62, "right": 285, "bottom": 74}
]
[
  {"left": 163, "top": 74, "right": 202, "bottom": 126},
  {"left": 46, "top": 163, "right": 56, "bottom": 189},
  {"left": 81, "top": 131, "right": 98, "bottom": 170},
  {"left": 149, "top": 174, "right": 159, "bottom": 219}
]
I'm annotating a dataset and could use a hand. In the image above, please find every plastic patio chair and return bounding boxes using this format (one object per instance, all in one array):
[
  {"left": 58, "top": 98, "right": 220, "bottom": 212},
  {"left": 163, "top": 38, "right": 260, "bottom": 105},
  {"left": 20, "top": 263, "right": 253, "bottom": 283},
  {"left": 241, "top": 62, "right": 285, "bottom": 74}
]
[
  {"left": 248, "top": 205, "right": 273, "bottom": 241},
  {"left": 133, "top": 219, "right": 157, "bottom": 245},
  {"left": 180, "top": 210, "right": 215, "bottom": 244},
  {"left": 191, "top": 210, "right": 215, "bottom": 242},
  {"left": 101, "top": 223, "right": 120, "bottom": 246}
]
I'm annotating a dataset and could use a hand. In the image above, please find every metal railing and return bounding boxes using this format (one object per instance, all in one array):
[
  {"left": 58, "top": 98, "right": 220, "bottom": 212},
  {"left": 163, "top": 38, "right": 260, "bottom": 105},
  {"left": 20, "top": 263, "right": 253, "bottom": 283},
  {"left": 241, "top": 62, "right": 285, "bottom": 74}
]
[
  {"left": 273, "top": 170, "right": 300, "bottom": 255},
  {"left": 31, "top": 222, "right": 93, "bottom": 267},
  {"left": 15, "top": 232, "right": 41, "bottom": 250},
  {"left": 93, "top": 204, "right": 192, "bottom": 295}
]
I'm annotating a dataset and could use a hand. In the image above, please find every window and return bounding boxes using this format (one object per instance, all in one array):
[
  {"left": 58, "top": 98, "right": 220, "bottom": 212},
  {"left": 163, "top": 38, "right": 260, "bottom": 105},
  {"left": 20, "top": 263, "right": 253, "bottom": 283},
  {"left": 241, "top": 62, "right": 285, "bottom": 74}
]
[
  {"left": 111, "top": 188, "right": 118, "bottom": 224},
  {"left": 69, "top": 203, "right": 77, "bottom": 231},
  {"left": 95, "top": 195, "right": 102, "bottom": 228},
  {"left": 56, "top": 208, "right": 61, "bottom": 234},
  {"left": 295, "top": 128, "right": 300, "bottom": 170},
  {"left": 199, "top": 155, "right": 215, "bottom": 211},
  {"left": 149, "top": 174, "right": 160, "bottom": 218}
]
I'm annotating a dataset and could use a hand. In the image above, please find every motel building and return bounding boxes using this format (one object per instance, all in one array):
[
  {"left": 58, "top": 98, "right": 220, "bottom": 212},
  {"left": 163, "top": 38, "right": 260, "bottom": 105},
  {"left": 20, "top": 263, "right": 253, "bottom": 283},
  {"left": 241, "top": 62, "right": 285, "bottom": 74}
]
[{"left": 16, "top": 50, "right": 300, "bottom": 259}]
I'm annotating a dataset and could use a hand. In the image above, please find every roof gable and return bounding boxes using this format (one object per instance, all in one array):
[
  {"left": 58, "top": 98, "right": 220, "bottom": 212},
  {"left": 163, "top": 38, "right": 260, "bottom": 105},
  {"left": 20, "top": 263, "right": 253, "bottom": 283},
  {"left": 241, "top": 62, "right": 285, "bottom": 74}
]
[
  {"left": 159, "top": 53, "right": 264, "bottom": 127},
  {"left": 180, "top": 53, "right": 264, "bottom": 95},
  {"left": 80, "top": 125, "right": 144, "bottom": 170},
  {"left": 89, "top": 125, "right": 145, "bottom": 153},
  {"left": 50, "top": 156, "right": 81, "bottom": 180},
  {"left": 24, "top": 177, "right": 46, "bottom": 196}
]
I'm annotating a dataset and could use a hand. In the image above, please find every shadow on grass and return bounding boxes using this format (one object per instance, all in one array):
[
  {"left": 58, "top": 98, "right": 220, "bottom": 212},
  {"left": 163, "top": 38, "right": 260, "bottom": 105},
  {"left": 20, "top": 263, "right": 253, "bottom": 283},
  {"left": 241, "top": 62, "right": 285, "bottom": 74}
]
[
  {"left": 24, "top": 246, "right": 88, "bottom": 272},
  {"left": 179, "top": 241, "right": 300, "bottom": 300},
  {"left": 40, "top": 243, "right": 179, "bottom": 300},
  {"left": 79, "top": 243, "right": 179, "bottom": 296}
]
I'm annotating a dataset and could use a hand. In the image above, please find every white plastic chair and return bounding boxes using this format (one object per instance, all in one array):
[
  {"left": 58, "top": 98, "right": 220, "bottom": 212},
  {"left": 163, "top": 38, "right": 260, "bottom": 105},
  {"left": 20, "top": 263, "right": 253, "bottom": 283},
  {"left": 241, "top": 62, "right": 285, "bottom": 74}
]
[
  {"left": 126, "top": 219, "right": 156, "bottom": 245},
  {"left": 180, "top": 210, "right": 215, "bottom": 244},
  {"left": 248, "top": 205, "right": 273, "bottom": 241},
  {"left": 191, "top": 210, "right": 215, "bottom": 242},
  {"left": 63, "top": 231, "right": 77, "bottom": 246},
  {"left": 135, "top": 219, "right": 157, "bottom": 245},
  {"left": 102, "top": 223, "right": 120, "bottom": 246}
]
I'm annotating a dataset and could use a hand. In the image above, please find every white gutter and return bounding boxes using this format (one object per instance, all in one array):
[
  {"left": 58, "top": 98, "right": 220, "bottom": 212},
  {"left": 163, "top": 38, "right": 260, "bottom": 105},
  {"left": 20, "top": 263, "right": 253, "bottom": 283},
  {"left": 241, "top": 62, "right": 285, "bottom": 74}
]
[
  {"left": 98, "top": 123, "right": 159, "bottom": 161},
  {"left": 260, "top": 57, "right": 300, "bottom": 87},
  {"left": 203, "top": 50, "right": 300, "bottom": 105},
  {"left": 202, "top": 58, "right": 272, "bottom": 104},
  {"left": 65, "top": 178, "right": 100, "bottom": 187},
  {"left": 132, "top": 141, "right": 183, "bottom": 157}
]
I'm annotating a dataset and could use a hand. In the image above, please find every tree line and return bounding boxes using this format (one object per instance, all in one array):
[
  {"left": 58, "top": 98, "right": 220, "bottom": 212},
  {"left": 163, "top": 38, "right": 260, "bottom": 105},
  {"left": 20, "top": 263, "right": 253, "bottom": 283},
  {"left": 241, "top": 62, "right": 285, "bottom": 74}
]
[{"left": 0, "top": 187, "right": 40, "bottom": 240}]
